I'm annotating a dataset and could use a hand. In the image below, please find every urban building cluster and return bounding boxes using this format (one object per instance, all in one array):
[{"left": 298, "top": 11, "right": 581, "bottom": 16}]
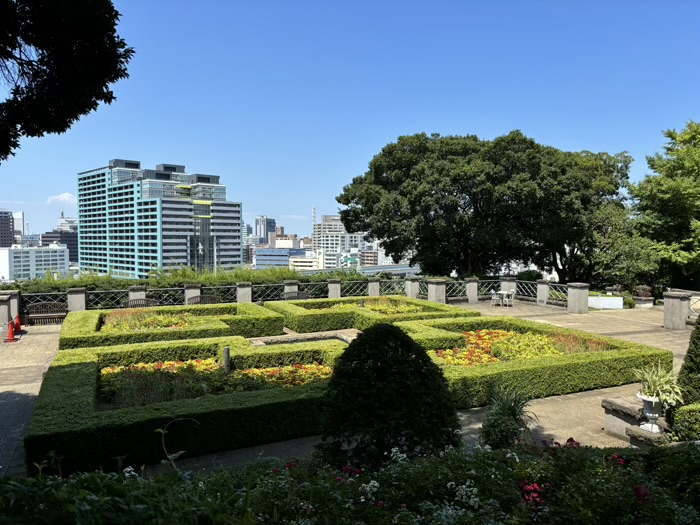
[{"left": 0, "top": 159, "right": 412, "bottom": 282}]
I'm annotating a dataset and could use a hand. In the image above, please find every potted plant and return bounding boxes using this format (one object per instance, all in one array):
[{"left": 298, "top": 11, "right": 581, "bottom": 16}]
[{"left": 633, "top": 361, "right": 683, "bottom": 433}]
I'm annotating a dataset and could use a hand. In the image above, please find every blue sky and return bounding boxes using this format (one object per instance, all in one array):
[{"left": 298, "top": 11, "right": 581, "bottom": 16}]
[{"left": 0, "top": 1, "right": 698, "bottom": 236}]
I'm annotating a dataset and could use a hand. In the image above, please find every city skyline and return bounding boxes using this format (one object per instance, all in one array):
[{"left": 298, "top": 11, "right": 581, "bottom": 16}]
[{"left": 0, "top": 2, "right": 698, "bottom": 236}]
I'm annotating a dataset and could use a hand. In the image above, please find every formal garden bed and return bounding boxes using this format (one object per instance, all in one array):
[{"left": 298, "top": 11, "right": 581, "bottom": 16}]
[
  {"left": 28, "top": 313, "right": 673, "bottom": 475},
  {"left": 58, "top": 302, "right": 284, "bottom": 349},
  {"left": 264, "top": 296, "right": 479, "bottom": 332}
]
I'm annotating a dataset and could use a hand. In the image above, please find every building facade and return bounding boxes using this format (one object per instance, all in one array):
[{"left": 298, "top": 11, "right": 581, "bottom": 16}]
[
  {"left": 0, "top": 210, "right": 14, "bottom": 248},
  {"left": 0, "top": 243, "right": 70, "bottom": 281},
  {"left": 254, "top": 248, "right": 306, "bottom": 269},
  {"left": 255, "top": 216, "right": 276, "bottom": 243},
  {"left": 78, "top": 159, "right": 243, "bottom": 279},
  {"left": 41, "top": 230, "right": 79, "bottom": 263}
]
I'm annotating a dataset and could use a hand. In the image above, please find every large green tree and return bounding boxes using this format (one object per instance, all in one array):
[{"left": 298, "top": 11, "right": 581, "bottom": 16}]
[
  {"left": 631, "top": 121, "right": 700, "bottom": 289},
  {"left": 337, "top": 131, "right": 630, "bottom": 281},
  {"left": 0, "top": 0, "right": 133, "bottom": 162}
]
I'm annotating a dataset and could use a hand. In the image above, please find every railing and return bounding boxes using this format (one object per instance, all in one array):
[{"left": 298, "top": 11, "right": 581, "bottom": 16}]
[
  {"left": 341, "top": 280, "right": 369, "bottom": 297},
  {"left": 418, "top": 280, "right": 428, "bottom": 297},
  {"left": 201, "top": 285, "right": 237, "bottom": 303},
  {"left": 299, "top": 282, "right": 329, "bottom": 298},
  {"left": 548, "top": 283, "right": 568, "bottom": 303},
  {"left": 478, "top": 280, "right": 499, "bottom": 297},
  {"left": 20, "top": 292, "right": 68, "bottom": 318},
  {"left": 252, "top": 283, "right": 284, "bottom": 302},
  {"left": 86, "top": 289, "right": 129, "bottom": 310},
  {"left": 380, "top": 279, "right": 405, "bottom": 295},
  {"left": 689, "top": 295, "right": 700, "bottom": 321},
  {"left": 146, "top": 287, "right": 185, "bottom": 306},
  {"left": 445, "top": 281, "right": 468, "bottom": 298},
  {"left": 515, "top": 281, "right": 537, "bottom": 299}
]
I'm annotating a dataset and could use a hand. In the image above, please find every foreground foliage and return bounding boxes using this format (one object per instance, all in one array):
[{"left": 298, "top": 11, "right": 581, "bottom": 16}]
[{"left": 4, "top": 444, "right": 700, "bottom": 524}]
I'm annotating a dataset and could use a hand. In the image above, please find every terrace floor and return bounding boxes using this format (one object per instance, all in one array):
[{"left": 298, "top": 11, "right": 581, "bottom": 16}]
[{"left": 0, "top": 302, "right": 694, "bottom": 477}]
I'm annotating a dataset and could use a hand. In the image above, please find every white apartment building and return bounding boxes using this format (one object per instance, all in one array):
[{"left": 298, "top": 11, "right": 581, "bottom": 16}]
[
  {"left": 0, "top": 243, "right": 70, "bottom": 281},
  {"left": 311, "top": 215, "right": 366, "bottom": 268},
  {"left": 289, "top": 254, "right": 323, "bottom": 271}
]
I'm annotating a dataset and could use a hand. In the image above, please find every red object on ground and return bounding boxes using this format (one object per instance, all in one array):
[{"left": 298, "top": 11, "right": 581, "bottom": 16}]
[
  {"left": 3, "top": 321, "right": 18, "bottom": 343},
  {"left": 14, "top": 314, "right": 26, "bottom": 334}
]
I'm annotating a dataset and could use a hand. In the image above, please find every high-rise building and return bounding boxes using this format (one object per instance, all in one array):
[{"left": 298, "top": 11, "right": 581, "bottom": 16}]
[
  {"left": 41, "top": 229, "right": 78, "bottom": 263},
  {"left": 78, "top": 159, "right": 243, "bottom": 279},
  {"left": 0, "top": 210, "right": 14, "bottom": 247},
  {"left": 0, "top": 243, "right": 70, "bottom": 281},
  {"left": 255, "top": 215, "right": 276, "bottom": 243},
  {"left": 57, "top": 211, "right": 78, "bottom": 233},
  {"left": 12, "top": 211, "right": 24, "bottom": 242},
  {"left": 311, "top": 215, "right": 365, "bottom": 268}
]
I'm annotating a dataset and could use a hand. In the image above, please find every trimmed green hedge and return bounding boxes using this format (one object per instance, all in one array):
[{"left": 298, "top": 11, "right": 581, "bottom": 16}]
[
  {"left": 25, "top": 337, "right": 346, "bottom": 475},
  {"left": 264, "top": 296, "right": 479, "bottom": 333},
  {"left": 396, "top": 316, "right": 673, "bottom": 408},
  {"left": 59, "top": 303, "right": 284, "bottom": 349},
  {"left": 674, "top": 403, "right": 700, "bottom": 441}
]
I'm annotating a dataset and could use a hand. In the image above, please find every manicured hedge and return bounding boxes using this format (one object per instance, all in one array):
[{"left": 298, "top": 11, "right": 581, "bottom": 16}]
[
  {"left": 25, "top": 337, "right": 346, "bottom": 475},
  {"left": 264, "top": 296, "right": 479, "bottom": 333},
  {"left": 396, "top": 316, "right": 673, "bottom": 408},
  {"left": 59, "top": 303, "right": 284, "bottom": 349},
  {"left": 673, "top": 403, "right": 700, "bottom": 441}
]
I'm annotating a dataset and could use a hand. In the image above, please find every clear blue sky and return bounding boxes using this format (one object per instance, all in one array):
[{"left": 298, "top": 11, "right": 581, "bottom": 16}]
[{"left": 1, "top": 1, "right": 698, "bottom": 236}]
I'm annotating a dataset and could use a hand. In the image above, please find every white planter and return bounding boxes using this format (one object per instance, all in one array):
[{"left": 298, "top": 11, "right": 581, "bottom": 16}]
[
  {"left": 588, "top": 295, "right": 623, "bottom": 310},
  {"left": 636, "top": 392, "right": 663, "bottom": 433}
]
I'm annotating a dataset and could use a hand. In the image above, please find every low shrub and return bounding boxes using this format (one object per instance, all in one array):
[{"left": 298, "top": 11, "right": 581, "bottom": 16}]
[
  {"left": 673, "top": 403, "right": 700, "bottom": 441},
  {"left": 624, "top": 296, "right": 636, "bottom": 309},
  {"left": 491, "top": 333, "right": 561, "bottom": 360},
  {"left": 480, "top": 386, "right": 536, "bottom": 449}
]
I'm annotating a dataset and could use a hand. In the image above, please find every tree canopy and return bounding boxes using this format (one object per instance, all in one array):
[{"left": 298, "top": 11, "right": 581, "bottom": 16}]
[
  {"left": 337, "top": 131, "right": 630, "bottom": 281},
  {"left": 0, "top": 0, "right": 133, "bottom": 162},
  {"left": 631, "top": 121, "right": 700, "bottom": 289}
]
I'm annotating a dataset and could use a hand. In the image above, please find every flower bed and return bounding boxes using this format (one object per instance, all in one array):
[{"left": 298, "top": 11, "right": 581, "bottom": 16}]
[{"left": 99, "top": 358, "right": 333, "bottom": 408}]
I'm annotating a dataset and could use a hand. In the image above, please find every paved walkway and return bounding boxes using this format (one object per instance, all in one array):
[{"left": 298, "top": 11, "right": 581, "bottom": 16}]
[{"left": 0, "top": 303, "right": 693, "bottom": 477}]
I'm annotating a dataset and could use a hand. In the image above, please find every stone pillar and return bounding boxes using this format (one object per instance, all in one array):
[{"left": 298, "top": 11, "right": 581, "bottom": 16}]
[
  {"left": 328, "top": 279, "right": 341, "bottom": 299},
  {"left": 567, "top": 282, "right": 589, "bottom": 314},
  {"left": 405, "top": 276, "right": 420, "bottom": 299},
  {"left": 664, "top": 292, "right": 692, "bottom": 330},
  {"left": 500, "top": 276, "right": 516, "bottom": 293},
  {"left": 7, "top": 290, "right": 19, "bottom": 320},
  {"left": 67, "top": 287, "right": 87, "bottom": 312},
  {"left": 536, "top": 280, "right": 549, "bottom": 306},
  {"left": 427, "top": 279, "right": 446, "bottom": 304},
  {"left": 0, "top": 295, "right": 11, "bottom": 331},
  {"left": 128, "top": 285, "right": 147, "bottom": 302},
  {"left": 237, "top": 282, "right": 252, "bottom": 303},
  {"left": 184, "top": 284, "right": 201, "bottom": 305},
  {"left": 368, "top": 278, "right": 380, "bottom": 297},
  {"left": 284, "top": 280, "right": 299, "bottom": 295},
  {"left": 465, "top": 278, "right": 479, "bottom": 303}
]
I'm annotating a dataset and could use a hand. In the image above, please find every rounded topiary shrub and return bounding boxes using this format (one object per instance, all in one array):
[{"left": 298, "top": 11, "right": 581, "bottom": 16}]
[
  {"left": 678, "top": 317, "right": 700, "bottom": 404},
  {"left": 317, "top": 323, "right": 460, "bottom": 469}
]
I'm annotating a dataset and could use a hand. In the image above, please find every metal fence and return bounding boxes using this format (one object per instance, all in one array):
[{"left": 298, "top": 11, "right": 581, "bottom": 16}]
[
  {"left": 690, "top": 296, "right": 700, "bottom": 321},
  {"left": 418, "top": 280, "right": 428, "bottom": 297},
  {"left": 19, "top": 292, "right": 68, "bottom": 317},
  {"left": 445, "top": 280, "right": 468, "bottom": 298},
  {"left": 341, "top": 280, "right": 369, "bottom": 297},
  {"left": 86, "top": 289, "right": 129, "bottom": 310},
  {"left": 201, "top": 286, "right": 238, "bottom": 304},
  {"left": 548, "top": 283, "right": 568, "bottom": 303},
  {"left": 478, "top": 280, "right": 499, "bottom": 297},
  {"left": 380, "top": 279, "right": 405, "bottom": 296},
  {"left": 515, "top": 281, "right": 537, "bottom": 298},
  {"left": 252, "top": 283, "right": 284, "bottom": 302},
  {"left": 146, "top": 287, "right": 185, "bottom": 306},
  {"left": 299, "top": 282, "right": 329, "bottom": 298}
]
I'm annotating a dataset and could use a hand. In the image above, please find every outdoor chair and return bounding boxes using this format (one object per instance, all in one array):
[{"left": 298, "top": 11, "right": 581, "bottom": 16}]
[
  {"left": 503, "top": 290, "right": 515, "bottom": 307},
  {"left": 490, "top": 290, "right": 501, "bottom": 306}
]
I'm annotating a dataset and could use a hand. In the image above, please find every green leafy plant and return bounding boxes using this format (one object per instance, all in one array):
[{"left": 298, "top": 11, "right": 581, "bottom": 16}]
[
  {"left": 480, "top": 385, "right": 537, "bottom": 448},
  {"left": 491, "top": 333, "right": 561, "bottom": 360},
  {"left": 623, "top": 296, "right": 636, "bottom": 309},
  {"left": 678, "top": 318, "right": 700, "bottom": 404},
  {"left": 633, "top": 361, "right": 683, "bottom": 407},
  {"left": 318, "top": 324, "right": 460, "bottom": 469}
]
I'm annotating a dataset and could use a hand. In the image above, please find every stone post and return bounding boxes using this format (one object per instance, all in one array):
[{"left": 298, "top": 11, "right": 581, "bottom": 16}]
[
  {"left": 283, "top": 280, "right": 299, "bottom": 296},
  {"left": 465, "top": 277, "right": 479, "bottom": 303},
  {"left": 236, "top": 282, "right": 252, "bottom": 303},
  {"left": 328, "top": 279, "right": 341, "bottom": 299},
  {"left": 405, "top": 276, "right": 420, "bottom": 299},
  {"left": 427, "top": 279, "right": 446, "bottom": 304},
  {"left": 368, "top": 278, "right": 380, "bottom": 297},
  {"left": 7, "top": 290, "right": 19, "bottom": 320},
  {"left": 67, "top": 287, "right": 87, "bottom": 312},
  {"left": 128, "top": 285, "right": 147, "bottom": 302},
  {"left": 500, "top": 276, "right": 516, "bottom": 293},
  {"left": 184, "top": 284, "right": 201, "bottom": 305},
  {"left": 0, "top": 295, "right": 11, "bottom": 332},
  {"left": 536, "top": 279, "right": 549, "bottom": 306},
  {"left": 663, "top": 292, "right": 692, "bottom": 330},
  {"left": 567, "top": 282, "right": 589, "bottom": 314}
]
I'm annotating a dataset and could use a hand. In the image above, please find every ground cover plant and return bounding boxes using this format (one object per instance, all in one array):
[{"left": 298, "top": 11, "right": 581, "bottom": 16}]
[
  {"left": 5, "top": 443, "right": 700, "bottom": 524},
  {"left": 99, "top": 358, "right": 333, "bottom": 408},
  {"left": 59, "top": 302, "right": 284, "bottom": 349}
]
